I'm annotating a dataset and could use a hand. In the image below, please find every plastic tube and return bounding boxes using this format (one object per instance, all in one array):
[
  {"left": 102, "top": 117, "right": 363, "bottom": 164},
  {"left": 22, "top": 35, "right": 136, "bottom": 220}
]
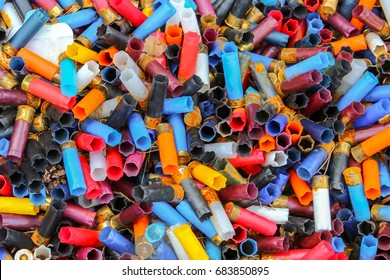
[
  {"left": 127, "top": 112, "right": 151, "bottom": 151},
  {"left": 89, "top": 151, "right": 107, "bottom": 182},
  {"left": 152, "top": 202, "right": 186, "bottom": 226},
  {"left": 50, "top": 184, "right": 73, "bottom": 201},
  {"left": 225, "top": 202, "right": 277, "bottom": 236},
  {"left": 296, "top": 142, "right": 335, "bottom": 181},
  {"left": 221, "top": 42, "right": 243, "bottom": 108},
  {"left": 1, "top": 3, "right": 23, "bottom": 28},
  {"left": 343, "top": 167, "right": 370, "bottom": 221},
  {"left": 175, "top": 199, "right": 217, "bottom": 243},
  {"left": 204, "top": 142, "right": 237, "bottom": 159},
  {"left": 258, "top": 183, "right": 282, "bottom": 205},
  {"left": 5, "top": 8, "right": 49, "bottom": 56},
  {"left": 99, "top": 226, "right": 135, "bottom": 254},
  {"left": 378, "top": 158, "right": 390, "bottom": 197},
  {"left": 21, "top": 75, "right": 76, "bottom": 111},
  {"left": 284, "top": 52, "right": 333, "bottom": 79},
  {"left": 180, "top": 8, "right": 201, "bottom": 34},
  {"left": 359, "top": 235, "right": 378, "bottom": 260},
  {"left": 312, "top": 175, "right": 332, "bottom": 231},
  {"left": 61, "top": 141, "right": 86, "bottom": 196},
  {"left": 353, "top": 99, "right": 390, "bottom": 129},
  {"left": 266, "top": 114, "right": 288, "bottom": 137},
  {"left": 81, "top": 118, "right": 121, "bottom": 147},
  {"left": 120, "top": 68, "right": 148, "bottom": 101},
  {"left": 200, "top": 188, "right": 234, "bottom": 241},
  {"left": 350, "top": 126, "right": 390, "bottom": 163},
  {"left": 188, "top": 161, "right": 227, "bottom": 191},
  {"left": 75, "top": 60, "right": 100, "bottom": 93},
  {"left": 173, "top": 224, "right": 209, "bottom": 260},
  {"left": 247, "top": 205, "right": 289, "bottom": 225},
  {"left": 133, "top": 2, "right": 176, "bottom": 40},
  {"left": 289, "top": 169, "right": 313, "bottom": 206}
]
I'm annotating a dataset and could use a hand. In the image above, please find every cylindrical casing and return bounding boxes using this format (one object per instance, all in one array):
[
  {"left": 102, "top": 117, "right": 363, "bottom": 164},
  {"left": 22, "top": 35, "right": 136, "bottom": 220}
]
[
  {"left": 327, "top": 12, "right": 359, "bottom": 38},
  {"left": 351, "top": 126, "right": 390, "bottom": 162},
  {"left": 6, "top": 8, "right": 49, "bottom": 55},
  {"left": 217, "top": 183, "right": 258, "bottom": 201},
  {"left": 195, "top": 51, "right": 210, "bottom": 93},
  {"left": 56, "top": 8, "right": 98, "bottom": 29},
  {"left": 371, "top": 204, "right": 390, "bottom": 222},
  {"left": 127, "top": 112, "right": 152, "bottom": 151},
  {"left": 188, "top": 161, "right": 227, "bottom": 191},
  {"left": 176, "top": 199, "right": 219, "bottom": 243},
  {"left": 289, "top": 169, "right": 313, "bottom": 206},
  {"left": 300, "top": 240, "right": 334, "bottom": 260},
  {"left": 126, "top": 37, "right": 144, "bottom": 63},
  {"left": 145, "top": 75, "right": 168, "bottom": 129},
  {"left": 172, "top": 166, "right": 212, "bottom": 221},
  {"left": 254, "top": 236, "right": 289, "bottom": 253},
  {"left": 63, "top": 202, "right": 96, "bottom": 228},
  {"left": 132, "top": 184, "right": 184, "bottom": 203},
  {"left": 0, "top": 213, "right": 41, "bottom": 231},
  {"left": 200, "top": 187, "right": 235, "bottom": 241},
  {"left": 296, "top": 142, "right": 335, "bottom": 181},
  {"left": 224, "top": 202, "right": 278, "bottom": 236},
  {"left": 77, "top": 17, "right": 104, "bottom": 47},
  {"left": 74, "top": 247, "right": 103, "bottom": 260},
  {"left": 280, "top": 70, "right": 323, "bottom": 96},
  {"left": 32, "top": 200, "right": 66, "bottom": 246},
  {"left": 362, "top": 157, "right": 381, "bottom": 200},
  {"left": 168, "top": 114, "right": 189, "bottom": 164},
  {"left": 109, "top": 0, "right": 145, "bottom": 27},
  {"left": 359, "top": 235, "right": 378, "bottom": 260},
  {"left": 152, "top": 202, "right": 186, "bottom": 226},
  {"left": 41, "top": 101, "right": 75, "bottom": 128},
  {"left": 17, "top": 48, "right": 59, "bottom": 82},
  {"left": 58, "top": 227, "right": 101, "bottom": 247},
  {"left": 38, "top": 131, "right": 62, "bottom": 165},
  {"left": 221, "top": 42, "right": 244, "bottom": 108},
  {"left": 61, "top": 141, "right": 87, "bottom": 196},
  {"left": 312, "top": 175, "right": 332, "bottom": 232},
  {"left": 120, "top": 68, "right": 148, "bottom": 101},
  {"left": 229, "top": 148, "right": 266, "bottom": 167},
  {"left": 72, "top": 88, "right": 106, "bottom": 121},
  {"left": 178, "top": 32, "right": 200, "bottom": 82},
  {"left": 76, "top": 60, "right": 100, "bottom": 93},
  {"left": 81, "top": 118, "right": 122, "bottom": 147},
  {"left": 7, "top": 105, "right": 35, "bottom": 163},
  {"left": 284, "top": 52, "right": 333, "bottom": 80},
  {"left": 60, "top": 58, "right": 77, "bottom": 97},
  {"left": 166, "top": 225, "right": 190, "bottom": 260},
  {"left": 99, "top": 226, "right": 135, "bottom": 255},
  {"left": 173, "top": 224, "right": 209, "bottom": 260},
  {"left": 343, "top": 167, "right": 370, "bottom": 221},
  {"left": 330, "top": 142, "right": 351, "bottom": 195},
  {"left": 105, "top": 147, "right": 124, "bottom": 181},
  {"left": 21, "top": 75, "right": 76, "bottom": 110},
  {"left": 156, "top": 123, "right": 179, "bottom": 175},
  {"left": 79, "top": 155, "right": 101, "bottom": 200},
  {"left": 1, "top": 3, "right": 23, "bottom": 28},
  {"left": 337, "top": 71, "right": 378, "bottom": 111},
  {"left": 123, "top": 151, "right": 145, "bottom": 177},
  {"left": 112, "top": 202, "right": 153, "bottom": 230},
  {"left": 246, "top": 205, "right": 289, "bottom": 225},
  {"left": 0, "top": 227, "right": 35, "bottom": 250},
  {"left": 88, "top": 151, "right": 106, "bottom": 182},
  {"left": 74, "top": 132, "right": 105, "bottom": 153},
  {"left": 66, "top": 42, "right": 98, "bottom": 64},
  {"left": 139, "top": 55, "right": 184, "bottom": 97},
  {"left": 180, "top": 8, "right": 201, "bottom": 34}
]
